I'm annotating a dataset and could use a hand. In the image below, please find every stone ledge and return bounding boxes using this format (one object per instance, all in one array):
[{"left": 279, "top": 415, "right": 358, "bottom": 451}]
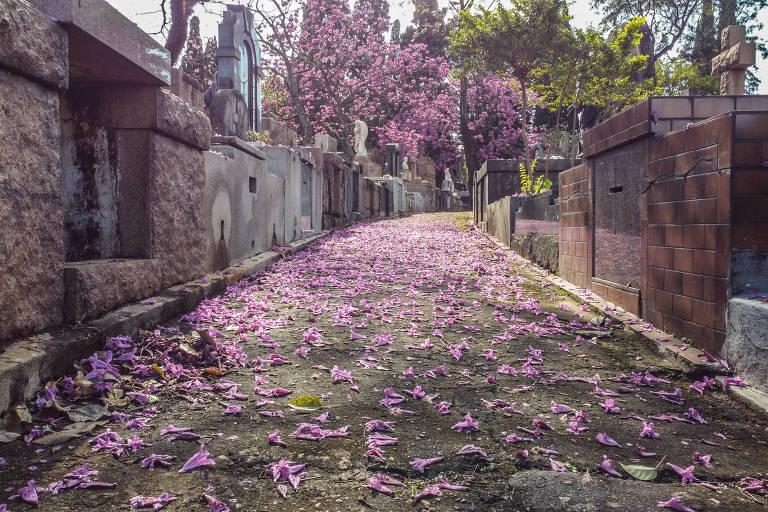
[
  {"left": 211, "top": 136, "right": 266, "bottom": 160},
  {"left": 29, "top": 0, "right": 170, "bottom": 85},
  {"left": 63, "top": 259, "right": 165, "bottom": 323},
  {"left": 0, "top": 232, "right": 328, "bottom": 414}
]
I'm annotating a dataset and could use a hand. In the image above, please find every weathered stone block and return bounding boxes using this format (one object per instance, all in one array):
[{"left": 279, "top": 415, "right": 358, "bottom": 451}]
[
  {"left": 712, "top": 42, "right": 756, "bottom": 75},
  {"left": 63, "top": 259, "right": 165, "bottom": 323},
  {"left": 209, "top": 89, "right": 250, "bottom": 141},
  {"left": 170, "top": 68, "right": 205, "bottom": 109},
  {"left": 314, "top": 134, "right": 337, "bottom": 153},
  {"left": 723, "top": 297, "right": 768, "bottom": 388},
  {"left": 0, "top": 70, "right": 64, "bottom": 342},
  {"left": 98, "top": 87, "right": 211, "bottom": 151},
  {"left": 149, "top": 133, "right": 206, "bottom": 287},
  {"left": 0, "top": 0, "right": 68, "bottom": 88},
  {"left": 721, "top": 24, "right": 747, "bottom": 50}
]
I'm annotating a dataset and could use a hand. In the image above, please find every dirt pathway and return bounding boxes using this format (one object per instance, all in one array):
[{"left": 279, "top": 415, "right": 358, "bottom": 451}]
[{"left": 1, "top": 213, "right": 767, "bottom": 512}]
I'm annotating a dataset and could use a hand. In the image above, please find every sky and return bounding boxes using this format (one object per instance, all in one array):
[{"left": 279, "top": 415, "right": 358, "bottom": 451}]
[{"left": 107, "top": 0, "right": 768, "bottom": 93}]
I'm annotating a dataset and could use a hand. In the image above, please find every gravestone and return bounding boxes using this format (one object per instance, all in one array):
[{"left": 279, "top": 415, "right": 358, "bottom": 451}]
[
  {"left": 207, "top": 5, "right": 262, "bottom": 137},
  {"left": 712, "top": 25, "right": 755, "bottom": 95},
  {"left": 385, "top": 143, "right": 401, "bottom": 177}
]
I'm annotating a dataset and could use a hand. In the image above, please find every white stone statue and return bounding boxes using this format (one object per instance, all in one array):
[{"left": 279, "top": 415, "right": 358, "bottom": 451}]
[{"left": 353, "top": 120, "right": 368, "bottom": 158}]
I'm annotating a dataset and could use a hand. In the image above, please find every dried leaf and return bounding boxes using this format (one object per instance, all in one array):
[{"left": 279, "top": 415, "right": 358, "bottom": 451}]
[
  {"left": 620, "top": 463, "right": 658, "bottom": 481},
  {"left": 32, "top": 421, "right": 102, "bottom": 445},
  {"left": 102, "top": 389, "right": 130, "bottom": 407},
  {"left": 0, "top": 427, "right": 20, "bottom": 443},
  {"left": 68, "top": 403, "right": 110, "bottom": 423},
  {"left": 177, "top": 343, "right": 200, "bottom": 358},
  {"left": 14, "top": 405, "right": 33, "bottom": 423}
]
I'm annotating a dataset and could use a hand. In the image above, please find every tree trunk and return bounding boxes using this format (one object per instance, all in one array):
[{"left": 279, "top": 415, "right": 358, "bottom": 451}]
[
  {"left": 570, "top": 87, "right": 580, "bottom": 167},
  {"left": 459, "top": 75, "right": 479, "bottom": 188},
  {"left": 520, "top": 80, "right": 531, "bottom": 174},
  {"left": 166, "top": 0, "right": 203, "bottom": 66},
  {"left": 284, "top": 63, "right": 313, "bottom": 145}
]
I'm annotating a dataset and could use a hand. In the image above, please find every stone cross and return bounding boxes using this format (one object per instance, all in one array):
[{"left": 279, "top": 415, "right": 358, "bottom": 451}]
[
  {"left": 354, "top": 120, "right": 368, "bottom": 158},
  {"left": 712, "top": 25, "right": 756, "bottom": 95}
]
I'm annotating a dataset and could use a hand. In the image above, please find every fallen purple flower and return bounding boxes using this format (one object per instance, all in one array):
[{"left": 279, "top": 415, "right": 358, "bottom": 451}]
[
  {"left": 411, "top": 456, "right": 442, "bottom": 473},
  {"left": 600, "top": 455, "right": 622, "bottom": 477},
  {"left": 596, "top": 433, "right": 621, "bottom": 447},
  {"left": 457, "top": 444, "right": 487, "bottom": 457},
  {"left": 667, "top": 463, "right": 697, "bottom": 484},
  {"left": 130, "top": 492, "right": 177, "bottom": 510},
  {"left": 452, "top": 412, "right": 479, "bottom": 433},
  {"left": 268, "top": 430, "right": 287, "bottom": 447},
  {"left": 657, "top": 496, "right": 696, "bottom": 512},
  {"left": 141, "top": 454, "right": 175, "bottom": 470},
  {"left": 202, "top": 493, "right": 230, "bottom": 512},
  {"left": 179, "top": 443, "right": 215, "bottom": 473}
]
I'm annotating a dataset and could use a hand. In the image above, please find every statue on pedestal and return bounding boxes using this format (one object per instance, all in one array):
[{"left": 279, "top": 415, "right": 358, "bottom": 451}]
[{"left": 354, "top": 120, "right": 368, "bottom": 158}]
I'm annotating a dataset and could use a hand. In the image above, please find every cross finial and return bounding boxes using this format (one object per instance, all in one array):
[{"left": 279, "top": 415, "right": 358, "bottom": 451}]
[{"left": 712, "top": 25, "right": 756, "bottom": 95}]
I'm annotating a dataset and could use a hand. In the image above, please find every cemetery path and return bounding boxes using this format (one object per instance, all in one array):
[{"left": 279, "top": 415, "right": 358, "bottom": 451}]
[{"left": 2, "top": 213, "right": 768, "bottom": 512}]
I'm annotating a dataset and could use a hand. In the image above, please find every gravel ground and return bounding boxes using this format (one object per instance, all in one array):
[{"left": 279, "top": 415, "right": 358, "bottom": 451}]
[{"left": 1, "top": 213, "right": 767, "bottom": 512}]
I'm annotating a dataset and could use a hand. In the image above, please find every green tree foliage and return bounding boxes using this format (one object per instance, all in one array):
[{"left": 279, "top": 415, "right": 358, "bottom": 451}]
[
  {"left": 449, "top": 0, "right": 572, "bottom": 172},
  {"left": 180, "top": 16, "right": 217, "bottom": 88},
  {"left": 401, "top": 0, "right": 450, "bottom": 57}
]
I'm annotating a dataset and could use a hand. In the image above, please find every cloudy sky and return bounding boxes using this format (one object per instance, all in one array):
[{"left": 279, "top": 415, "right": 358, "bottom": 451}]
[{"left": 107, "top": 0, "right": 768, "bottom": 92}]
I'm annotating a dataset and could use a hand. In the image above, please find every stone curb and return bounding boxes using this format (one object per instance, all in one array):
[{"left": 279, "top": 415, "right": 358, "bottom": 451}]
[
  {"left": 479, "top": 229, "right": 720, "bottom": 374},
  {"left": 0, "top": 232, "right": 329, "bottom": 415},
  {"left": 715, "top": 376, "right": 768, "bottom": 419}
]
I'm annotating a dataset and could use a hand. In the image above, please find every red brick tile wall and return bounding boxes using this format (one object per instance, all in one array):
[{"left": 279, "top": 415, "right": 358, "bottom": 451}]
[
  {"left": 559, "top": 163, "right": 592, "bottom": 289},
  {"left": 644, "top": 113, "right": 733, "bottom": 354},
  {"left": 732, "top": 112, "right": 768, "bottom": 252}
]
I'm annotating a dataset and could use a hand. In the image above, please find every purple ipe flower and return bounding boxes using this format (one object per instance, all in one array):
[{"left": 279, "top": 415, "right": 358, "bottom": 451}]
[
  {"left": 411, "top": 456, "right": 442, "bottom": 473},
  {"left": 365, "top": 420, "right": 395, "bottom": 432},
  {"left": 179, "top": 443, "right": 215, "bottom": 473},
  {"left": 551, "top": 401, "right": 573, "bottom": 414},
  {"left": 266, "top": 459, "right": 307, "bottom": 489},
  {"left": 221, "top": 403, "right": 242, "bottom": 416},
  {"left": 685, "top": 408, "right": 707, "bottom": 424},
  {"left": 130, "top": 493, "right": 177, "bottom": 510},
  {"left": 657, "top": 496, "right": 696, "bottom": 512},
  {"left": 141, "top": 454, "right": 175, "bottom": 470},
  {"left": 596, "top": 432, "right": 621, "bottom": 447},
  {"left": 452, "top": 412, "right": 479, "bottom": 433},
  {"left": 366, "top": 474, "right": 404, "bottom": 495},
  {"left": 202, "top": 493, "right": 230, "bottom": 512},
  {"left": 641, "top": 421, "right": 660, "bottom": 439},
  {"left": 126, "top": 435, "right": 151, "bottom": 453},
  {"left": 268, "top": 430, "right": 287, "bottom": 447},
  {"left": 693, "top": 452, "right": 712, "bottom": 467},
  {"left": 16, "top": 480, "right": 39, "bottom": 505},
  {"left": 457, "top": 444, "right": 487, "bottom": 457},
  {"left": 600, "top": 399, "right": 621, "bottom": 414},
  {"left": 667, "top": 463, "right": 698, "bottom": 484},
  {"left": 600, "top": 455, "right": 622, "bottom": 477}
]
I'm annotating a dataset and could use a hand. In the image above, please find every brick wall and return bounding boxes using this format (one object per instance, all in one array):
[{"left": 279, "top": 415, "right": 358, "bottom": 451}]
[
  {"left": 558, "top": 163, "right": 592, "bottom": 289},
  {"left": 644, "top": 113, "right": 733, "bottom": 353}
]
